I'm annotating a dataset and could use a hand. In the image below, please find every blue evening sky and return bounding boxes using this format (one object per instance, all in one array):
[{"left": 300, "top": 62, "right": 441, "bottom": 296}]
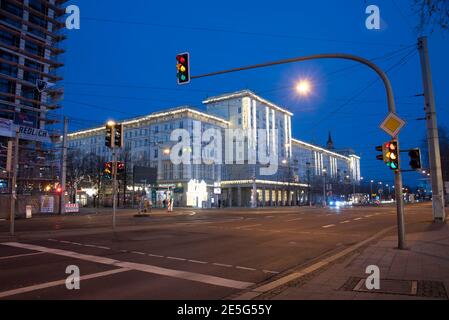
[{"left": 60, "top": 0, "right": 449, "bottom": 186}]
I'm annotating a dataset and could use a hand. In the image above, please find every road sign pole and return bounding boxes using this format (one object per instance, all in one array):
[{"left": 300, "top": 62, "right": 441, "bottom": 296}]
[{"left": 394, "top": 141, "right": 406, "bottom": 249}]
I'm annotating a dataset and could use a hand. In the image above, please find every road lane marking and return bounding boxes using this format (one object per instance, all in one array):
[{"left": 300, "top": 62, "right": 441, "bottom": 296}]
[
  {"left": 45, "top": 239, "right": 280, "bottom": 275},
  {"left": 340, "top": 220, "right": 351, "bottom": 224},
  {"left": 188, "top": 259, "right": 208, "bottom": 264},
  {"left": 1, "top": 242, "right": 253, "bottom": 290},
  {"left": 213, "top": 263, "right": 233, "bottom": 268},
  {"left": 322, "top": 224, "right": 336, "bottom": 229},
  {"left": 354, "top": 218, "right": 363, "bottom": 221},
  {"left": 235, "top": 224, "right": 262, "bottom": 229},
  {"left": 0, "top": 268, "right": 130, "bottom": 298},
  {"left": 0, "top": 252, "right": 45, "bottom": 261},
  {"left": 236, "top": 266, "right": 257, "bottom": 271},
  {"left": 365, "top": 215, "right": 373, "bottom": 218},
  {"left": 286, "top": 218, "right": 303, "bottom": 222},
  {"left": 167, "top": 256, "right": 186, "bottom": 261}
]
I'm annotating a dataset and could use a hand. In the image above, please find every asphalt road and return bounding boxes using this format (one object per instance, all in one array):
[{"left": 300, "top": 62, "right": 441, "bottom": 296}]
[{"left": 0, "top": 203, "right": 434, "bottom": 300}]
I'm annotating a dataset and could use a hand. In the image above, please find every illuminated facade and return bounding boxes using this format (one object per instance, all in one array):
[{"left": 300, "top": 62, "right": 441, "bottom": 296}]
[{"left": 68, "top": 90, "right": 361, "bottom": 208}]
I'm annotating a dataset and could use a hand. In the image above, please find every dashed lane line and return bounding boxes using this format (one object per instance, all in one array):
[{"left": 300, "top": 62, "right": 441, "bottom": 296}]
[
  {"left": 167, "top": 256, "right": 187, "bottom": 262},
  {"left": 354, "top": 218, "right": 363, "bottom": 221},
  {"left": 286, "top": 218, "right": 303, "bottom": 222},
  {"left": 340, "top": 220, "right": 351, "bottom": 224},
  {"left": 1, "top": 242, "right": 253, "bottom": 290},
  {"left": 236, "top": 266, "right": 257, "bottom": 271},
  {"left": 44, "top": 239, "right": 279, "bottom": 275},
  {"left": 322, "top": 224, "right": 336, "bottom": 229},
  {"left": 188, "top": 259, "right": 208, "bottom": 265},
  {"left": 213, "top": 263, "right": 233, "bottom": 268}
]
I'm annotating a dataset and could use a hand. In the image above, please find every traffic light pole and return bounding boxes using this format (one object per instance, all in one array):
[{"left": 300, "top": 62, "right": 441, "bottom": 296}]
[
  {"left": 112, "top": 150, "right": 117, "bottom": 229},
  {"left": 59, "top": 116, "right": 68, "bottom": 215},
  {"left": 190, "top": 53, "right": 406, "bottom": 249},
  {"left": 9, "top": 129, "right": 19, "bottom": 236},
  {"left": 418, "top": 37, "right": 445, "bottom": 222}
]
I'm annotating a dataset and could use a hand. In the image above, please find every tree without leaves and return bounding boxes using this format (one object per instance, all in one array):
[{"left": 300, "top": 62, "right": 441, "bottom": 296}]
[{"left": 414, "top": 0, "right": 449, "bottom": 33}]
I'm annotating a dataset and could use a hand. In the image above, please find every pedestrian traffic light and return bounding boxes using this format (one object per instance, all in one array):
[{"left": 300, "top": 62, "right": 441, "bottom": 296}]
[
  {"left": 105, "top": 122, "right": 115, "bottom": 149},
  {"left": 176, "top": 52, "right": 190, "bottom": 85},
  {"left": 385, "top": 140, "right": 399, "bottom": 171},
  {"left": 104, "top": 162, "right": 113, "bottom": 179},
  {"left": 114, "top": 123, "right": 124, "bottom": 149},
  {"left": 408, "top": 148, "right": 422, "bottom": 170}
]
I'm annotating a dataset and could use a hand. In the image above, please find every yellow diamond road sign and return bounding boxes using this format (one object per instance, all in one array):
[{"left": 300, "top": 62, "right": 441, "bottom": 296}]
[{"left": 380, "top": 113, "right": 406, "bottom": 137}]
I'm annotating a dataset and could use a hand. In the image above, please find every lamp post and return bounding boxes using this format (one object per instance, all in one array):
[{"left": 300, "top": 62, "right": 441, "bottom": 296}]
[{"left": 370, "top": 180, "right": 374, "bottom": 202}]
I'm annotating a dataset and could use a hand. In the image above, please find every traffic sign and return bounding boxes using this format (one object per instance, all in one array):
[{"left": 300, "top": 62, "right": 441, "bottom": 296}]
[{"left": 380, "top": 113, "right": 406, "bottom": 137}]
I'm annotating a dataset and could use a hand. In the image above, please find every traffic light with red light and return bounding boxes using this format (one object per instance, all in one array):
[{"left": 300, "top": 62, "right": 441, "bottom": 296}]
[
  {"left": 117, "top": 162, "right": 125, "bottom": 176},
  {"left": 408, "top": 148, "right": 422, "bottom": 170},
  {"left": 104, "top": 162, "right": 113, "bottom": 180},
  {"left": 56, "top": 186, "right": 63, "bottom": 194},
  {"left": 385, "top": 140, "right": 399, "bottom": 171},
  {"left": 176, "top": 53, "right": 190, "bottom": 85}
]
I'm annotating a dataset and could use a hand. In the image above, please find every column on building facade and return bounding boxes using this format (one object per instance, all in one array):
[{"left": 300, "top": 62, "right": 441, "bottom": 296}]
[
  {"left": 287, "top": 189, "right": 292, "bottom": 206},
  {"left": 237, "top": 186, "right": 242, "bottom": 207},
  {"left": 269, "top": 188, "right": 273, "bottom": 207},
  {"left": 262, "top": 187, "right": 267, "bottom": 207},
  {"left": 228, "top": 187, "right": 233, "bottom": 208}
]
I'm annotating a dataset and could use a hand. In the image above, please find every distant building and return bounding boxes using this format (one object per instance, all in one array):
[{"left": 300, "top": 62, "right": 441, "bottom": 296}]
[
  {"left": 68, "top": 90, "right": 361, "bottom": 208},
  {"left": 0, "top": 0, "right": 67, "bottom": 193}
]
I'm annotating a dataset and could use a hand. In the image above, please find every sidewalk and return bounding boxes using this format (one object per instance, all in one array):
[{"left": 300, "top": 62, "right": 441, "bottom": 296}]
[{"left": 269, "top": 221, "right": 449, "bottom": 300}]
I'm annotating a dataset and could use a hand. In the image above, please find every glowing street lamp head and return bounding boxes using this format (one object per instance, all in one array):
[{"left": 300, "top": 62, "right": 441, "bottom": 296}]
[
  {"left": 295, "top": 80, "right": 311, "bottom": 96},
  {"left": 107, "top": 120, "right": 116, "bottom": 127}
]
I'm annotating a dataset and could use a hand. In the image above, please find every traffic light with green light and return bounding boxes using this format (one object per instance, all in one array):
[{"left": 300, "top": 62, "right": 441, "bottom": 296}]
[
  {"left": 408, "top": 148, "right": 422, "bottom": 170},
  {"left": 385, "top": 141, "right": 399, "bottom": 171},
  {"left": 176, "top": 53, "right": 190, "bottom": 85}
]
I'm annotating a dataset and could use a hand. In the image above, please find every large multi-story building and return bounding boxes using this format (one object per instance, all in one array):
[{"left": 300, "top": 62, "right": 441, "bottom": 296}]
[
  {"left": 0, "top": 0, "right": 66, "bottom": 193},
  {"left": 67, "top": 90, "right": 361, "bottom": 208}
]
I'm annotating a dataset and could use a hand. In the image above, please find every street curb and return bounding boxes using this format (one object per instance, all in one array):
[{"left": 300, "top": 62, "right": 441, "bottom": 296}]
[{"left": 232, "top": 226, "right": 396, "bottom": 300}]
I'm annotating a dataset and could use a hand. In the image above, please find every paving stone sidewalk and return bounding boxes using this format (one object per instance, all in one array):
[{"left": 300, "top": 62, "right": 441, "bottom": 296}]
[{"left": 271, "top": 222, "right": 449, "bottom": 300}]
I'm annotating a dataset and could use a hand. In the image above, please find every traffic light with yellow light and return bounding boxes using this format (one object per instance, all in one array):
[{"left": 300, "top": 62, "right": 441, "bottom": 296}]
[
  {"left": 176, "top": 53, "right": 190, "bottom": 85},
  {"left": 408, "top": 148, "right": 422, "bottom": 170},
  {"left": 385, "top": 140, "right": 399, "bottom": 171},
  {"left": 104, "top": 162, "right": 113, "bottom": 180}
]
